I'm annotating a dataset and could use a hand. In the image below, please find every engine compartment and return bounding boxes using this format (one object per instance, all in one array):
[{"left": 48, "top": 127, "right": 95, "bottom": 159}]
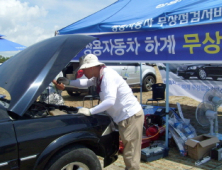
[
  {"left": 25, "top": 102, "right": 79, "bottom": 118},
  {"left": 0, "top": 98, "right": 79, "bottom": 119}
]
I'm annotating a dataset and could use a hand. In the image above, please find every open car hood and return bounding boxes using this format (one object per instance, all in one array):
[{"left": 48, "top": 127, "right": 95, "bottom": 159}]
[{"left": 0, "top": 35, "right": 96, "bottom": 116}]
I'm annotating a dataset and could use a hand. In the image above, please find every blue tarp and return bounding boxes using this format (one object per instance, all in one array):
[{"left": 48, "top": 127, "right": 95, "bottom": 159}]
[
  {"left": 57, "top": 0, "right": 222, "bottom": 62},
  {"left": 0, "top": 34, "right": 26, "bottom": 52},
  {"left": 58, "top": 0, "right": 222, "bottom": 35}
]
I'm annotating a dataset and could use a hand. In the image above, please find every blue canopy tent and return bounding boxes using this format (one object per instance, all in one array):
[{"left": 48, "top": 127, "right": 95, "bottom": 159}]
[
  {"left": 0, "top": 34, "right": 26, "bottom": 52},
  {"left": 57, "top": 0, "right": 222, "bottom": 62},
  {"left": 57, "top": 0, "right": 222, "bottom": 147}
]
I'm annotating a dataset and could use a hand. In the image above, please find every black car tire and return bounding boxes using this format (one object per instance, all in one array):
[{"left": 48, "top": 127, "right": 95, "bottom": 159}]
[
  {"left": 67, "top": 90, "right": 81, "bottom": 96},
  {"left": 142, "top": 75, "right": 156, "bottom": 92},
  {"left": 46, "top": 146, "right": 102, "bottom": 170},
  {"left": 198, "top": 69, "right": 207, "bottom": 80}
]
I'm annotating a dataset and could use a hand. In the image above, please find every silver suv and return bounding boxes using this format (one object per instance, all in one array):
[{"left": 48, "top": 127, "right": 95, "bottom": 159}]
[{"left": 63, "top": 62, "right": 156, "bottom": 96}]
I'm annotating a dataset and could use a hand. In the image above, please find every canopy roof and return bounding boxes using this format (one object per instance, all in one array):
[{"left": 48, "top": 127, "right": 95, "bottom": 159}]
[
  {"left": 58, "top": 0, "right": 222, "bottom": 35},
  {"left": 57, "top": 0, "right": 222, "bottom": 63},
  {"left": 0, "top": 34, "right": 26, "bottom": 52}
]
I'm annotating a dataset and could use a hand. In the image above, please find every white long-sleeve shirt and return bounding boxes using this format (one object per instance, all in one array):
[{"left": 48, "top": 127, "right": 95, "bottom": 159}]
[{"left": 69, "top": 67, "right": 142, "bottom": 123}]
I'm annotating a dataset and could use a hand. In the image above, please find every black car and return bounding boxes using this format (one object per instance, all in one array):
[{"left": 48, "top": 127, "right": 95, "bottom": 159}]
[
  {"left": 177, "top": 64, "right": 222, "bottom": 80},
  {"left": 0, "top": 35, "right": 119, "bottom": 170}
]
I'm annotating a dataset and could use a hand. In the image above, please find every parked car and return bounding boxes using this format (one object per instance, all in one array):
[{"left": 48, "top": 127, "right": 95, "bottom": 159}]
[
  {"left": 0, "top": 35, "right": 119, "bottom": 170},
  {"left": 177, "top": 63, "right": 222, "bottom": 80},
  {"left": 63, "top": 62, "right": 156, "bottom": 96}
]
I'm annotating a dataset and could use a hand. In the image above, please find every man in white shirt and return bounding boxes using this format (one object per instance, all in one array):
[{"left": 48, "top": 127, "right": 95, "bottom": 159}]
[{"left": 58, "top": 54, "right": 144, "bottom": 170}]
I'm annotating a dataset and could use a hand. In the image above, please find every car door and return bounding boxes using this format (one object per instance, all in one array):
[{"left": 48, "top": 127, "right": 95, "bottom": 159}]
[
  {"left": 216, "top": 64, "right": 222, "bottom": 76},
  {"left": 207, "top": 64, "right": 222, "bottom": 76},
  {"left": 106, "top": 63, "right": 125, "bottom": 79},
  {"left": 124, "top": 63, "right": 140, "bottom": 85},
  {"left": 0, "top": 107, "right": 18, "bottom": 170},
  {"left": 106, "top": 63, "right": 140, "bottom": 85},
  {"left": 120, "top": 63, "right": 128, "bottom": 81},
  {"left": 109, "top": 63, "right": 130, "bottom": 82}
]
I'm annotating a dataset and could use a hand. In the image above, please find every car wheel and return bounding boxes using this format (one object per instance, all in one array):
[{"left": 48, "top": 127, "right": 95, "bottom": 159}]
[
  {"left": 67, "top": 90, "right": 81, "bottom": 96},
  {"left": 142, "top": 75, "right": 156, "bottom": 92},
  {"left": 182, "top": 75, "right": 190, "bottom": 79},
  {"left": 46, "top": 146, "right": 102, "bottom": 170},
  {"left": 198, "top": 69, "right": 207, "bottom": 80},
  {"left": 212, "top": 77, "right": 218, "bottom": 80}
]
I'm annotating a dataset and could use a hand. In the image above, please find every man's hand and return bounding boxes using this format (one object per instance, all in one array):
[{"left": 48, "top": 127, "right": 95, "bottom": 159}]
[
  {"left": 77, "top": 108, "right": 91, "bottom": 116},
  {"left": 57, "top": 77, "right": 70, "bottom": 85},
  {"left": 52, "top": 80, "right": 65, "bottom": 90}
]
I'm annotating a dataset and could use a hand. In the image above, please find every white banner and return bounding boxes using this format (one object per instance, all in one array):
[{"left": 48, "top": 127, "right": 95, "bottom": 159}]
[{"left": 157, "top": 63, "right": 222, "bottom": 102}]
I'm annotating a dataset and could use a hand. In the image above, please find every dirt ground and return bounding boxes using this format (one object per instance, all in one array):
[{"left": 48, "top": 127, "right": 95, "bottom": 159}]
[{"left": 1, "top": 66, "right": 222, "bottom": 169}]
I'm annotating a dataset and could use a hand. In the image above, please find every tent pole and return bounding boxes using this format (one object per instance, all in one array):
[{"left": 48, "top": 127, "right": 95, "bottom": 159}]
[
  {"left": 165, "top": 63, "right": 169, "bottom": 148},
  {"left": 140, "top": 63, "right": 142, "bottom": 104}
]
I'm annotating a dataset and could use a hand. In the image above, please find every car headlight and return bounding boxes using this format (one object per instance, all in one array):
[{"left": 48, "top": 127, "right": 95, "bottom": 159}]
[{"left": 187, "top": 66, "right": 197, "bottom": 70}]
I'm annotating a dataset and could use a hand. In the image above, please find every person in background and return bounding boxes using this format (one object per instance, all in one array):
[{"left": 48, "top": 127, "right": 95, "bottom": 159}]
[
  {"left": 39, "top": 71, "right": 65, "bottom": 105},
  {"left": 57, "top": 54, "right": 144, "bottom": 170}
]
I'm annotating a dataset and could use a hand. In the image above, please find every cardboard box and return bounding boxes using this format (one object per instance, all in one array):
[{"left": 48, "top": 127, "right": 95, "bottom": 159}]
[{"left": 185, "top": 134, "right": 219, "bottom": 160}]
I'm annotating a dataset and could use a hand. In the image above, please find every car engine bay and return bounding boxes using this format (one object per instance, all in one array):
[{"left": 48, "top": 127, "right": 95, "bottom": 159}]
[
  {"left": 0, "top": 98, "right": 79, "bottom": 119},
  {"left": 26, "top": 102, "right": 79, "bottom": 118}
]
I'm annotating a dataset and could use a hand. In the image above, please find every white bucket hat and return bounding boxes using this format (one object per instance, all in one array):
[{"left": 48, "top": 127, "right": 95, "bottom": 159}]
[{"left": 79, "top": 54, "right": 104, "bottom": 70}]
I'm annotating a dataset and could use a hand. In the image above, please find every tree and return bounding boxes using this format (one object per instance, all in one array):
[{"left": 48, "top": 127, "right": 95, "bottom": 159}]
[{"left": 0, "top": 55, "right": 10, "bottom": 63}]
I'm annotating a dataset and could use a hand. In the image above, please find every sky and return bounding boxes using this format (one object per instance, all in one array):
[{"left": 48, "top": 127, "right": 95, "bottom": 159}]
[{"left": 0, "top": 0, "right": 117, "bottom": 57}]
